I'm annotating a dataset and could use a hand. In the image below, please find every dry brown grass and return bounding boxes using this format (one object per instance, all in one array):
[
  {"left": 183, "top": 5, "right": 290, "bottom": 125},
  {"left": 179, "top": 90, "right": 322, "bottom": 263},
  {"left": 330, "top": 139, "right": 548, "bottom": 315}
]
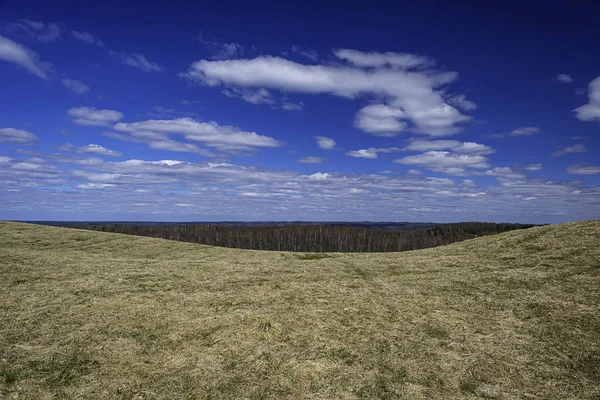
[{"left": 0, "top": 220, "right": 599, "bottom": 399}]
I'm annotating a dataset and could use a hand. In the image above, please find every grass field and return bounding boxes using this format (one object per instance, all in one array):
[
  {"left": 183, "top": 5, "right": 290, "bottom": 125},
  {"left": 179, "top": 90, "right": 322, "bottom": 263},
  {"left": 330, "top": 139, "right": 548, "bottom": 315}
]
[{"left": 1, "top": 221, "right": 599, "bottom": 399}]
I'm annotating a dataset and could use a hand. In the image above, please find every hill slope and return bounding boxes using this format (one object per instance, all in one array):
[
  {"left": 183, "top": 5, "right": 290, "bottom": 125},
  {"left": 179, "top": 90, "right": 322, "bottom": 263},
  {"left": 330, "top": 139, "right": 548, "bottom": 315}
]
[{"left": 1, "top": 221, "right": 599, "bottom": 399}]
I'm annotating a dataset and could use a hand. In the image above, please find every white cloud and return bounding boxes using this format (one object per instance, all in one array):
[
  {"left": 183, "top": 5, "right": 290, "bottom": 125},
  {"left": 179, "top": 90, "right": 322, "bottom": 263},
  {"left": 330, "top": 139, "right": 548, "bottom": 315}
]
[
  {"left": 554, "top": 74, "right": 573, "bottom": 83},
  {"left": 291, "top": 45, "right": 319, "bottom": 62},
  {"left": 298, "top": 157, "right": 324, "bottom": 164},
  {"left": 2, "top": 153, "right": 600, "bottom": 222},
  {"left": 566, "top": 163, "right": 600, "bottom": 175},
  {"left": 551, "top": 143, "right": 587, "bottom": 157},
  {"left": 114, "top": 52, "right": 162, "bottom": 73},
  {"left": 308, "top": 172, "right": 330, "bottom": 181},
  {"left": 510, "top": 126, "right": 540, "bottom": 136},
  {"left": 446, "top": 94, "right": 477, "bottom": 111},
  {"left": 480, "top": 167, "right": 526, "bottom": 180},
  {"left": 395, "top": 151, "right": 490, "bottom": 175},
  {"left": 346, "top": 147, "right": 399, "bottom": 159},
  {"left": 68, "top": 107, "right": 124, "bottom": 126},
  {"left": 223, "top": 87, "right": 274, "bottom": 105},
  {"left": 333, "top": 49, "right": 433, "bottom": 69},
  {"left": 78, "top": 144, "right": 122, "bottom": 157},
  {"left": 71, "top": 31, "right": 104, "bottom": 47},
  {"left": 6, "top": 19, "right": 62, "bottom": 42},
  {"left": 61, "top": 78, "right": 90, "bottom": 94},
  {"left": 281, "top": 101, "right": 304, "bottom": 111},
  {"left": 0, "top": 35, "right": 51, "bottom": 79},
  {"left": 524, "top": 164, "right": 543, "bottom": 171},
  {"left": 573, "top": 76, "right": 600, "bottom": 122},
  {"left": 489, "top": 126, "right": 541, "bottom": 138},
  {"left": 575, "top": 88, "right": 587, "bottom": 96},
  {"left": 197, "top": 32, "right": 244, "bottom": 60},
  {"left": 77, "top": 183, "right": 116, "bottom": 189},
  {"left": 182, "top": 50, "right": 472, "bottom": 136},
  {"left": 354, "top": 104, "right": 406, "bottom": 136},
  {"left": 113, "top": 117, "right": 282, "bottom": 152},
  {"left": 403, "top": 139, "right": 494, "bottom": 155},
  {"left": 315, "top": 136, "right": 336, "bottom": 149},
  {"left": 0, "top": 127, "right": 38, "bottom": 144}
]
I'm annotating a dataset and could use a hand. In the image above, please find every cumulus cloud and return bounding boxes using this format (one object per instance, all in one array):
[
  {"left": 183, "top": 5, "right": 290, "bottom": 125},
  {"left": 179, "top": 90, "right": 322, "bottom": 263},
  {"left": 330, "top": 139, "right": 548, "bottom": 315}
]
[
  {"left": 61, "top": 78, "right": 90, "bottom": 94},
  {"left": 0, "top": 127, "right": 38, "bottom": 144},
  {"left": 113, "top": 52, "right": 162, "bottom": 73},
  {"left": 308, "top": 172, "right": 330, "bottom": 181},
  {"left": 551, "top": 143, "right": 587, "bottom": 157},
  {"left": 573, "top": 76, "right": 600, "bottom": 122},
  {"left": 182, "top": 49, "right": 472, "bottom": 136},
  {"left": 298, "top": 157, "right": 324, "bottom": 164},
  {"left": 6, "top": 19, "right": 62, "bottom": 42},
  {"left": 402, "top": 139, "right": 494, "bottom": 155},
  {"left": 113, "top": 117, "right": 282, "bottom": 153},
  {"left": 395, "top": 151, "right": 490, "bottom": 176},
  {"left": 78, "top": 144, "right": 122, "bottom": 157},
  {"left": 346, "top": 147, "right": 400, "bottom": 159},
  {"left": 554, "top": 74, "right": 573, "bottom": 83},
  {"left": 1, "top": 153, "right": 599, "bottom": 222},
  {"left": 315, "top": 136, "right": 336, "bottom": 149},
  {"left": 566, "top": 163, "right": 600, "bottom": 175},
  {"left": 71, "top": 31, "right": 104, "bottom": 47},
  {"left": 68, "top": 107, "right": 123, "bottom": 126},
  {"left": 0, "top": 35, "right": 51, "bottom": 79},
  {"left": 354, "top": 104, "right": 406, "bottom": 136}
]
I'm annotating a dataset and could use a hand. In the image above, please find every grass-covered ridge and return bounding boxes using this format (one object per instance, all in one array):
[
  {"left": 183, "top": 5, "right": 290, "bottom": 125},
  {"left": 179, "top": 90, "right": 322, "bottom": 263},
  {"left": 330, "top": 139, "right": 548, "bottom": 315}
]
[{"left": 1, "top": 221, "right": 599, "bottom": 399}]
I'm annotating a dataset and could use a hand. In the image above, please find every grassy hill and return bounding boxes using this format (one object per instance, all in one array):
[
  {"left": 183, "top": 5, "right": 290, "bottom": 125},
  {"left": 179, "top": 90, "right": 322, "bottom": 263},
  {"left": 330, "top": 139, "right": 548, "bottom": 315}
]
[{"left": 1, "top": 221, "right": 599, "bottom": 399}]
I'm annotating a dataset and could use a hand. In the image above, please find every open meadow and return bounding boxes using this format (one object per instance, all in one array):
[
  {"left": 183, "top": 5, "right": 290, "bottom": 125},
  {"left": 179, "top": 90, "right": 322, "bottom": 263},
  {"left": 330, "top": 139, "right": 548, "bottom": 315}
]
[{"left": 1, "top": 221, "right": 599, "bottom": 399}]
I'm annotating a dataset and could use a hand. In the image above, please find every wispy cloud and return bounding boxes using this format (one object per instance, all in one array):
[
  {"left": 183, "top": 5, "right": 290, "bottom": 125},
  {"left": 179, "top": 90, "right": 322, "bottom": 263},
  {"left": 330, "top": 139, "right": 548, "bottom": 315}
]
[
  {"left": 113, "top": 117, "right": 282, "bottom": 153},
  {"left": 298, "top": 156, "right": 324, "bottom": 164},
  {"left": 0, "top": 36, "right": 52, "bottom": 79},
  {"left": 394, "top": 151, "right": 491, "bottom": 176},
  {"left": 68, "top": 107, "right": 124, "bottom": 126},
  {"left": 197, "top": 31, "right": 244, "bottom": 60},
  {"left": 5, "top": 19, "right": 62, "bottom": 42},
  {"left": 113, "top": 51, "right": 162, "bottom": 73},
  {"left": 71, "top": 31, "right": 105, "bottom": 47},
  {"left": 566, "top": 163, "right": 600, "bottom": 175},
  {"left": 551, "top": 143, "right": 587, "bottom": 157},
  {"left": 524, "top": 164, "right": 543, "bottom": 171},
  {"left": 402, "top": 140, "right": 494, "bottom": 155},
  {"left": 291, "top": 45, "right": 319, "bottom": 61},
  {"left": 554, "top": 74, "right": 573, "bottom": 83},
  {"left": 61, "top": 78, "right": 90, "bottom": 94},
  {"left": 489, "top": 126, "right": 541, "bottom": 138}
]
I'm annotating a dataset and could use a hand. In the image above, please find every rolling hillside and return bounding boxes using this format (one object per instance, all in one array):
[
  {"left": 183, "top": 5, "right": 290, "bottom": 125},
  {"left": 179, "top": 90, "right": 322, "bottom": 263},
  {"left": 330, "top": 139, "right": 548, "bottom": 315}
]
[{"left": 1, "top": 221, "right": 599, "bottom": 399}]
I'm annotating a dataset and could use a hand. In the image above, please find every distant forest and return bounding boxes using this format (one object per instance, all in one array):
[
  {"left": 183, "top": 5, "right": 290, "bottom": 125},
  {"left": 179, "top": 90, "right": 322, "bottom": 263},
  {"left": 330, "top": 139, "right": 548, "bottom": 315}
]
[{"left": 74, "top": 222, "right": 537, "bottom": 252}]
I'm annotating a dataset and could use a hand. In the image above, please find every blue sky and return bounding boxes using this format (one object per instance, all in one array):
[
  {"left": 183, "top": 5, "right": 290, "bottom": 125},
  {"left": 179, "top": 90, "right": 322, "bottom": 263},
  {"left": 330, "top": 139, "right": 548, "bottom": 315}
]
[{"left": 1, "top": 0, "right": 599, "bottom": 222}]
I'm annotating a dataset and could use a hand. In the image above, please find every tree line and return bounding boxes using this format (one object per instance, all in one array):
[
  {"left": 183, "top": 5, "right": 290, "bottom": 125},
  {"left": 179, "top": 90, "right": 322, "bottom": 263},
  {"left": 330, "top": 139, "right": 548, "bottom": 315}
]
[{"left": 75, "top": 222, "right": 537, "bottom": 252}]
